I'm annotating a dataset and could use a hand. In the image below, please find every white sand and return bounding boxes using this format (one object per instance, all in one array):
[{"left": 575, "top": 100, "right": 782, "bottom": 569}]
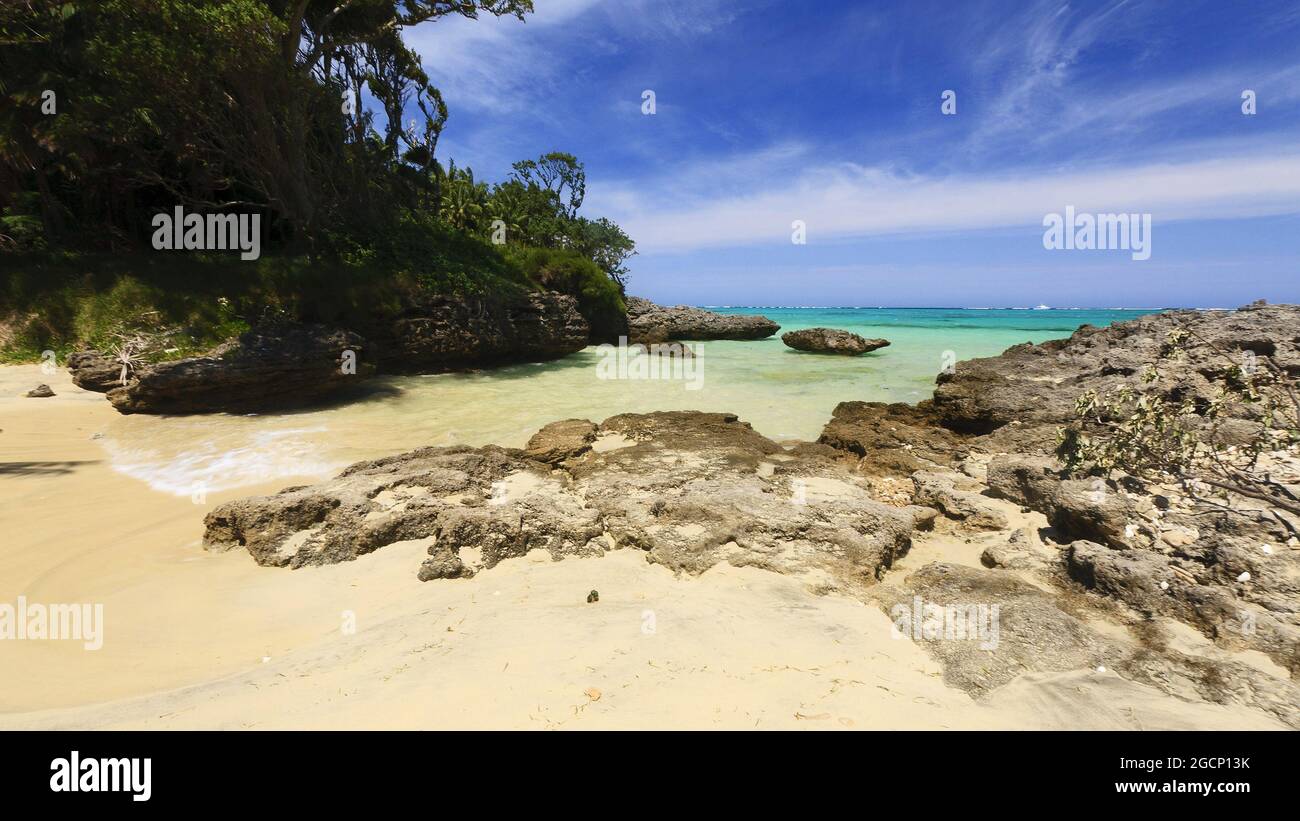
[{"left": 0, "top": 365, "right": 1285, "bottom": 729}]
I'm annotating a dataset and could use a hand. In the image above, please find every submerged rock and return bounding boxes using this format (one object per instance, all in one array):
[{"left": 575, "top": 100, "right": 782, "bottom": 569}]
[
  {"left": 781, "top": 327, "right": 889, "bottom": 355},
  {"left": 625, "top": 296, "right": 778, "bottom": 343}
]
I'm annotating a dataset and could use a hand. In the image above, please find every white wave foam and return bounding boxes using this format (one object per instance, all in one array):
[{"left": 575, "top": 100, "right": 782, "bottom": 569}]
[{"left": 102, "top": 426, "right": 344, "bottom": 496}]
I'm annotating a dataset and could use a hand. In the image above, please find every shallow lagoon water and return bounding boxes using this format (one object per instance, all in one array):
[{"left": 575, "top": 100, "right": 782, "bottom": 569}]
[{"left": 99, "top": 308, "right": 1155, "bottom": 495}]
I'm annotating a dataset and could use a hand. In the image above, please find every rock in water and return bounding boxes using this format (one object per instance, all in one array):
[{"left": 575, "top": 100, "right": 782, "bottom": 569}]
[
  {"left": 781, "top": 328, "right": 889, "bottom": 355},
  {"left": 25, "top": 384, "right": 55, "bottom": 398},
  {"left": 586, "top": 590, "right": 599, "bottom": 603},
  {"left": 625, "top": 296, "right": 778, "bottom": 343}
]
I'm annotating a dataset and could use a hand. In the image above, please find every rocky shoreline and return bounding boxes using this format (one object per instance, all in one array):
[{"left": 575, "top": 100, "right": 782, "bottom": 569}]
[
  {"left": 67, "top": 295, "right": 777, "bottom": 415},
  {"left": 199, "top": 301, "right": 1300, "bottom": 727}
]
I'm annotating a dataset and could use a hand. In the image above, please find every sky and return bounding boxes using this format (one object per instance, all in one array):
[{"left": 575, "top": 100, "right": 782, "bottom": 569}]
[{"left": 400, "top": 0, "right": 1300, "bottom": 307}]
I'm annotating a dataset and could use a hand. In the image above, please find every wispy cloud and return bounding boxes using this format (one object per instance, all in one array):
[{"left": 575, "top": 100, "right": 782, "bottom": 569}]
[{"left": 595, "top": 147, "right": 1300, "bottom": 252}]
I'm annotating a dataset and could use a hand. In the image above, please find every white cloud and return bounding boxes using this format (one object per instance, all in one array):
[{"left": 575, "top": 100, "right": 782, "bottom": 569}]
[{"left": 592, "top": 147, "right": 1300, "bottom": 253}]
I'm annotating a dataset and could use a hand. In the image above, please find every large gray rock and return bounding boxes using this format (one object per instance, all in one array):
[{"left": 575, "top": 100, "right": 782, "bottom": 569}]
[
  {"left": 203, "top": 411, "right": 916, "bottom": 588},
  {"left": 106, "top": 323, "right": 374, "bottom": 415},
  {"left": 883, "top": 562, "right": 1300, "bottom": 726},
  {"left": 66, "top": 351, "right": 122, "bottom": 393},
  {"left": 911, "top": 470, "right": 1009, "bottom": 530},
  {"left": 89, "top": 292, "right": 590, "bottom": 415},
  {"left": 985, "top": 456, "right": 1152, "bottom": 548},
  {"left": 816, "top": 401, "right": 965, "bottom": 477},
  {"left": 524, "top": 418, "right": 598, "bottom": 465},
  {"left": 625, "top": 296, "right": 778, "bottom": 343},
  {"left": 782, "top": 327, "right": 888, "bottom": 355},
  {"left": 932, "top": 301, "right": 1300, "bottom": 436},
  {"left": 364, "top": 292, "right": 589, "bottom": 372}
]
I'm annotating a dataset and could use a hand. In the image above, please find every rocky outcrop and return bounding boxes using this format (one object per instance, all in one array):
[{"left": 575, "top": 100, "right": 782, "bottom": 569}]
[
  {"left": 66, "top": 351, "right": 123, "bottom": 393},
  {"left": 107, "top": 323, "right": 374, "bottom": 415},
  {"left": 932, "top": 301, "right": 1300, "bottom": 438},
  {"left": 816, "top": 401, "right": 965, "bottom": 476},
  {"left": 203, "top": 410, "right": 916, "bottom": 589},
  {"left": 910, "top": 470, "right": 1009, "bottom": 530},
  {"left": 361, "top": 292, "right": 589, "bottom": 373},
  {"left": 782, "top": 327, "right": 889, "bottom": 355},
  {"left": 983, "top": 454, "right": 1300, "bottom": 674},
  {"left": 82, "top": 292, "right": 590, "bottom": 415},
  {"left": 880, "top": 562, "right": 1299, "bottom": 726},
  {"left": 625, "top": 296, "right": 778, "bottom": 343}
]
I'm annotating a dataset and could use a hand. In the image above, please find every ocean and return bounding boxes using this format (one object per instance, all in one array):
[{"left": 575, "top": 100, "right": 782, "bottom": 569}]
[{"left": 100, "top": 307, "right": 1155, "bottom": 495}]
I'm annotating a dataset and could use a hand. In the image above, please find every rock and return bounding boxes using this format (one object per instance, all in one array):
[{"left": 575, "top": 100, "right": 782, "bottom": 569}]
[
  {"left": 417, "top": 546, "right": 472, "bottom": 581},
  {"left": 932, "top": 302, "right": 1300, "bottom": 440},
  {"left": 986, "top": 456, "right": 1150, "bottom": 549},
  {"left": 86, "top": 292, "right": 589, "bottom": 415},
  {"left": 645, "top": 340, "right": 696, "bottom": 358},
  {"left": 883, "top": 561, "right": 1300, "bottom": 725},
  {"left": 107, "top": 322, "right": 374, "bottom": 415},
  {"left": 25, "top": 384, "right": 54, "bottom": 398},
  {"left": 781, "top": 327, "right": 889, "bottom": 355},
  {"left": 364, "top": 292, "right": 589, "bottom": 372},
  {"left": 816, "top": 401, "right": 965, "bottom": 477},
  {"left": 881, "top": 563, "right": 1117, "bottom": 696},
  {"left": 911, "top": 471, "right": 1010, "bottom": 530},
  {"left": 1066, "top": 539, "right": 1300, "bottom": 675},
  {"left": 586, "top": 590, "right": 599, "bottom": 603},
  {"left": 204, "top": 411, "right": 918, "bottom": 589},
  {"left": 563, "top": 411, "right": 915, "bottom": 582},
  {"left": 625, "top": 296, "right": 778, "bottom": 343},
  {"left": 525, "top": 419, "right": 598, "bottom": 465},
  {"left": 981, "top": 527, "right": 1057, "bottom": 571},
  {"left": 66, "top": 351, "right": 122, "bottom": 392}
]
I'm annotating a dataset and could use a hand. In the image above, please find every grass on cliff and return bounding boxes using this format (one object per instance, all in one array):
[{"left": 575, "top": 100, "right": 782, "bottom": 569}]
[{"left": 0, "top": 224, "right": 624, "bottom": 363}]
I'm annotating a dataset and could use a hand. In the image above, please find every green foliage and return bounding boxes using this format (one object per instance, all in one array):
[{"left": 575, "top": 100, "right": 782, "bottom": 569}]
[
  {"left": 510, "top": 152, "right": 585, "bottom": 218},
  {"left": 510, "top": 247, "right": 626, "bottom": 337},
  {"left": 0, "top": 0, "right": 638, "bottom": 350},
  {"left": 1056, "top": 324, "right": 1300, "bottom": 517}
]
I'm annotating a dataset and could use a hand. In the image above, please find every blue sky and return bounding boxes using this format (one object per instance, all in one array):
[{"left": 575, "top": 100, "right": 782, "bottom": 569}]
[{"left": 402, "top": 0, "right": 1300, "bottom": 307}]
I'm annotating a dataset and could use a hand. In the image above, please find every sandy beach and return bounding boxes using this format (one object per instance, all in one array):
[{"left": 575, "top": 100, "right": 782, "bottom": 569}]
[{"left": 0, "top": 364, "right": 1287, "bottom": 730}]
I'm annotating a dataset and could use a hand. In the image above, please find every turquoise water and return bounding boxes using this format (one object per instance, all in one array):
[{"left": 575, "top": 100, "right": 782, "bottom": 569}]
[{"left": 101, "top": 307, "right": 1156, "bottom": 495}]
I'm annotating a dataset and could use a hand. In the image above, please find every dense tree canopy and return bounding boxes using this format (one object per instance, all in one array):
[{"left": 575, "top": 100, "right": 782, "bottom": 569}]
[{"left": 0, "top": 0, "right": 634, "bottom": 297}]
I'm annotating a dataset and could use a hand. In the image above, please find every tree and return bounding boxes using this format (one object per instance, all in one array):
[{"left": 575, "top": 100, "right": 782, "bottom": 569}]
[
  {"left": 510, "top": 152, "right": 585, "bottom": 219},
  {"left": 564, "top": 216, "right": 636, "bottom": 291}
]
